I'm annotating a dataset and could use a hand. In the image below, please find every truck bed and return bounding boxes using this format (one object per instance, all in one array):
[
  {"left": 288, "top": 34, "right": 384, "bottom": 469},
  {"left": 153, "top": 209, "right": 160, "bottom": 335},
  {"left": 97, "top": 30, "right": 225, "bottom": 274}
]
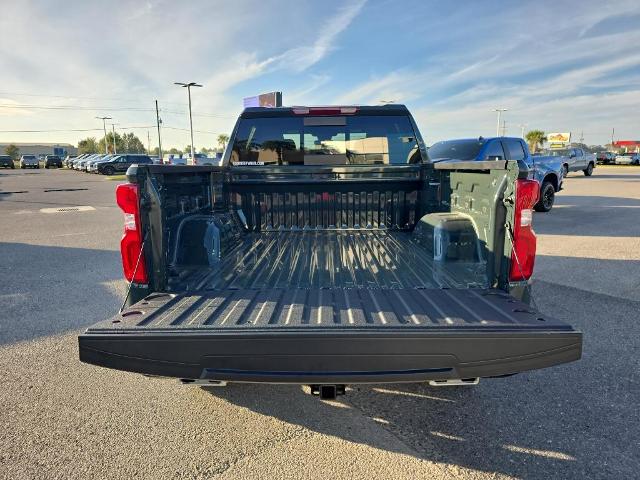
[
  {"left": 79, "top": 160, "right": 582, "bottom": 384},
  {"left": 169, "top": 230, "right": 484, "bottom": 291}
]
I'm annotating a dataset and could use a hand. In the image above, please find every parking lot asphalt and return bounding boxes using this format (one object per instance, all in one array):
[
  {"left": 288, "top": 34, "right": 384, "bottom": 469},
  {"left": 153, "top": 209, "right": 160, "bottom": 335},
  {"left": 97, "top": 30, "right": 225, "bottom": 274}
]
[{"left": 1, "top": 166, "right": 639, "bottom": 479}]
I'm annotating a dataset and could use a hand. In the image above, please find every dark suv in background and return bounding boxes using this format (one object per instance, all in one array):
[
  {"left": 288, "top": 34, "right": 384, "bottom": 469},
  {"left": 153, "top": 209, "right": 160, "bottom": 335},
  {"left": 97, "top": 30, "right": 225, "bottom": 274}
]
[
  {"left": 96, "top": 154, "right": 153, "bottom": 175},
  {"left": 0, "top": 155, "right": 15, "bottom": 168},
  {"left": 44, "top": 155, "right": 63, "bottom": 168},
  {"left": 596, "top": 152, "right": 616, "bottom": 165}
]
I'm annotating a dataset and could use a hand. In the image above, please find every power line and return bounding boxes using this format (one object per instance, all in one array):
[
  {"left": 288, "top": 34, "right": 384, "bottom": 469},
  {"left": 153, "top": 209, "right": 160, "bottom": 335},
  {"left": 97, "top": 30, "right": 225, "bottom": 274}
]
[
  {"left": 0, "top": 125, "right": 155, "bottom": 133},
  {"left": 0, "top": 102, "right": 234, "bottom": 118},
  {"left": 162, "top": 125, "right": 221, "bottom": 135},
  {"left": 0, "top": 91, "right": 189, "bottom": 107}
]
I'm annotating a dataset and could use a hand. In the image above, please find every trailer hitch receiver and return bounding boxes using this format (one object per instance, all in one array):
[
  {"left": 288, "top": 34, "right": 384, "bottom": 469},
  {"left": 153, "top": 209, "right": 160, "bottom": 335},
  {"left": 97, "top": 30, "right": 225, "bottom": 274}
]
[{"left": 310, "top": 384, "right": 346, "bottom": 400}]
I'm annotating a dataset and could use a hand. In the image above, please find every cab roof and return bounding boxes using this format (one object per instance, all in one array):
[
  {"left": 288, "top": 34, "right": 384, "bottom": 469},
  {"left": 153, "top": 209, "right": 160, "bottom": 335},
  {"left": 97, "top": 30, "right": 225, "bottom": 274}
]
[{"left": 240, "top": 104, "right": 409, "bottom": 118}]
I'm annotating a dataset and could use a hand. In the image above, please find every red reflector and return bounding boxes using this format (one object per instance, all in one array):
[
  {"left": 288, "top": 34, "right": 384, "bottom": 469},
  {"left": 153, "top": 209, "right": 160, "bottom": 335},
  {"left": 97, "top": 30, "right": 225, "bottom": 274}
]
[
  {"left": 115, "top": 183, "right": 148, "bottom": 284},
  {"left": 509, "top": 179, "right": 539, "bottom": 281}
]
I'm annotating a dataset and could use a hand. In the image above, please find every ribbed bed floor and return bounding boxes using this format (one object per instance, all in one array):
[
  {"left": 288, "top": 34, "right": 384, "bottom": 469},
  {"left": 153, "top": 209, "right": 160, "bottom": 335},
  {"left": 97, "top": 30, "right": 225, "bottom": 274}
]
[{"left": 169, "top": 230, "right": 485, "bottom": 291}]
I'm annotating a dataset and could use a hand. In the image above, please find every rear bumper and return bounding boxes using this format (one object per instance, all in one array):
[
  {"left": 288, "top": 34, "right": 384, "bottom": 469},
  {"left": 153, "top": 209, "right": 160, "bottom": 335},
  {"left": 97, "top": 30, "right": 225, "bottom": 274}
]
[{"left": 79, "top": 328, "right": 582, "bottom": 384}]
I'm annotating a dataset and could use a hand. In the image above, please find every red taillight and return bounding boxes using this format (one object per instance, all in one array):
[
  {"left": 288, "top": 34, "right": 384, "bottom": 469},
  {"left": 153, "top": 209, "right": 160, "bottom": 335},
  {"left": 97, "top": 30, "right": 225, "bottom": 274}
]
[
  {"left": 509, "top": 179, "right": 539, "bottom": 281},
  {"left": 292, "top": 106, "right": 358, "bottom": 115},
  {"left": 116, "top": 183, "right": 148, "bottom": 284}
]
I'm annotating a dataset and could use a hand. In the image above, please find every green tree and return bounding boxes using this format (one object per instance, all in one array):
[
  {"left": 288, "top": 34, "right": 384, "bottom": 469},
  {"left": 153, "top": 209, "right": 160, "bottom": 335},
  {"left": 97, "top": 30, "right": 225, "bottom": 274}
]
[
  {"left": 122, "top": 132, "right": 146, "bottom": 153},
  {"left": 525, "top": 130, "right": 546, "bottom": 154},
  {"left": 5, "top": 144, "right": 20, "bottom": 161},
  {"left": 150, "top": 146, "right": 160, "bottom": 156},
  {"left": 98, "top": 132, "right": 122, "bottom": 154},
  {"left": 200, "top": 147, "right": 215, "bottom": 156},
  {"left": 97, "top": 132, "right": 146, "bottom": 154},
  {"left": 217, "top": 134, "right": 229, "bottom": 151},
  {"left": 77, "top": 137, "right": 99, "bottom": 154},
  {"left": 168, "top": 147, "right": 182, "bottom": 155}
]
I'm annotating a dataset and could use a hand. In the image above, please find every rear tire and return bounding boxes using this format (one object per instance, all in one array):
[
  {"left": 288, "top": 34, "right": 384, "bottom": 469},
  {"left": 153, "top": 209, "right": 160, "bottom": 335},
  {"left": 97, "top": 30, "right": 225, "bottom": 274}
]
[
  {"left": 102, "top": 166, "right": 115, "bottom": 176},
  {"left": 563, "top": 164, "right": 569, "bottom": 177},
  {"left": 583, "top": 162, "right": 594, "bottom": 176},
  {"left": 534, "top": 181, "right": 555, "bottom": 212}
]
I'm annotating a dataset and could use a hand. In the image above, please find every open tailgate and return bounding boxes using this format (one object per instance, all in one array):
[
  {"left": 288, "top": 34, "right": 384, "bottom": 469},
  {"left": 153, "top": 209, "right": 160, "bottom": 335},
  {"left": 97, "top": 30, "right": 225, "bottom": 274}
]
[{"left": 79, "top": 288, "right": 581, "bottom": 384}]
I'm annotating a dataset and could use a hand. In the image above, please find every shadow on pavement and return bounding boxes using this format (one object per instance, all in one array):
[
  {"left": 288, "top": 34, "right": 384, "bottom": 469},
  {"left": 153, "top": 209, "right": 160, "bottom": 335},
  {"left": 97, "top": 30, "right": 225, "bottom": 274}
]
[
  {"left": 534, "top": 254, "right": 640, "bottom": 301},
  {"left": 535, "top": 195, "right": 640, "bottom": 237},
  {"left": 0, "top": 242, "right": 124, "bottom": 345},
  {"left": 579, "top": 174, "right": 640, "bottom": 180},
  {"left": 205, "top": 280, "right": 639, "bottom": 479},
  {"left": 553, "top": 195, "right": 640, "bottom": 208}
]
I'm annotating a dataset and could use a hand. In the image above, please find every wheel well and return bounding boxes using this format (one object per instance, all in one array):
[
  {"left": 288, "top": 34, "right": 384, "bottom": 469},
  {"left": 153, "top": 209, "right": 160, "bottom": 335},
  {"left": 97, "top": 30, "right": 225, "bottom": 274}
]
[{"left": 543, "top": 174, "right": 558, "bottom": 191}]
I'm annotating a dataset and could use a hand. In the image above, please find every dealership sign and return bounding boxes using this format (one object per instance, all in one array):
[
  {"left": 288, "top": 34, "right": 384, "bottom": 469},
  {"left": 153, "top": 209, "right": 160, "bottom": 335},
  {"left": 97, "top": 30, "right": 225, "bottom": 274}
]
[
  {"left": 547, "top": 132, "right": 571, "bottom": 149},
  {"left": 243, "top": 91, "right": 283, "bottom": 108}
]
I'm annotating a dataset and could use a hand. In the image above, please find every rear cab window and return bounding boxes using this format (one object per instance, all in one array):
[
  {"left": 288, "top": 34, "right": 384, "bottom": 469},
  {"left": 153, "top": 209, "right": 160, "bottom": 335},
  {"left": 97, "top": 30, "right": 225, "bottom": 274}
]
[
  {"left": 230, "top": 109, "right": 423, "bottom": 166},
  {"left": 483, "top": 140, "right": 506, "bottom": 160},
  {"left": 427, "top": 139, "right": 484, "bottom": 161},
  {"left": 504, "top": 139, "right": 526, "bottom": 161}
]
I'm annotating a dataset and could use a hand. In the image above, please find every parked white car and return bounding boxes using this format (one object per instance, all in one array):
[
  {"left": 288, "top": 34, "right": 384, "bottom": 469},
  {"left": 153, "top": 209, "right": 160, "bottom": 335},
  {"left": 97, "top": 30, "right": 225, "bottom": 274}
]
[
  {"left": 615, "top": 153, "right": 640, "bottom": 165},
  {"left": 184, "top": 152, "right": 217, "bottom": 165},
  {"left": 163, "top": 154, "right": 186, "bottom": 165}
]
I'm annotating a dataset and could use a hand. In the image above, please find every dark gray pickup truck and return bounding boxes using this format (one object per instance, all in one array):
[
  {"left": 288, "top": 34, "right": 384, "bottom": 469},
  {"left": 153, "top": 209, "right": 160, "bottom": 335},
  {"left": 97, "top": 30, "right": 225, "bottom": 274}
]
[{"left": 78, "top": 105, "right": 581, "bottom": 396}]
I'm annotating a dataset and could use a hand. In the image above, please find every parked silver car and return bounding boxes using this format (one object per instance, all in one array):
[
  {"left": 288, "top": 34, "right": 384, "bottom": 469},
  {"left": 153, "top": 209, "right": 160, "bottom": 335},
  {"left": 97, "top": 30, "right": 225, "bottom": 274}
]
[
  {"left": 20, "top": 155, "right": 39, "bottom": 169},
  {"left": 615, "top": 153, "right": 640, "bottom": 165},
  {"left": 87, "top": 154, "right": 114, "bottom": 172},
  {"left": 75, "top": 154, "right": 98, "bottom": 170},
  {"left": 540, "top": 147, "right": 596, "bottom": 176}
]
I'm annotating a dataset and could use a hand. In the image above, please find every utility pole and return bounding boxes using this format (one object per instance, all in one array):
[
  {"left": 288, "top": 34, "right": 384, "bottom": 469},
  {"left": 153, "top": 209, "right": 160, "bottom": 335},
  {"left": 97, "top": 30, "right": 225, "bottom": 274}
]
[
  {"left": 111, "top": 124, "right": 117, "bottom": 154},
  {"left": 493, "top": 108, "right": 507, "bottom": 136},
  {"left": 519, "top": 124, "right": 527, "bottom": 138},
  {"left": 147, "top": 130, "right": 151, "bottom": 154},
  {"left": 96, "top": 116, "right": 112, "bottom": 154},
  {"left": 174, "top": 81, "right": 203, "bottom": 162},
  {"left": 502, "top": 120, "right": 507, "bottom": 137},
  {"left": 155, "top": 100, "right": 163, "bottom": 161},
  {"left": 580, "top": 131, "right": 584, "bottom": 144},
  {"left": 611, "top": 127, "right": 615, "bottom": 147}
]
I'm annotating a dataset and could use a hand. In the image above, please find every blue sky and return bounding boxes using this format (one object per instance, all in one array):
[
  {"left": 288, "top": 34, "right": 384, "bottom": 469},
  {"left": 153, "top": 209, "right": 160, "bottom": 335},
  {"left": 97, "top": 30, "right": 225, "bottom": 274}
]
[{"left": 0, "top": 0, "right": 639, "bottom": 148}]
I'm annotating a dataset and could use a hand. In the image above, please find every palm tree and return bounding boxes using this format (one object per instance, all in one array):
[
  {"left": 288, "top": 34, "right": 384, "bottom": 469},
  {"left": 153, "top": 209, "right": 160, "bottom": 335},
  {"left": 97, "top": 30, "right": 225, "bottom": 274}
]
[
  {"left": 217, "top": 134, "right": 230, "bottom": 151},
  {"left": 525, "top": 130, "right": 546, "bottom": 154}
]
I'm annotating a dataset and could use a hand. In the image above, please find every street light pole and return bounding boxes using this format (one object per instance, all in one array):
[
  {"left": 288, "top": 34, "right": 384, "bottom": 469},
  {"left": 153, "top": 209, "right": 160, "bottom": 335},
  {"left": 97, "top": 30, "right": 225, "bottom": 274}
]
[
  {"left": 174, "top": 82, "right": 203, "bottom": 163},
  {"left": 493, "top": 109, "right": 507, "bottom": 137},
  {"left": 111, "top": 124, "right": 117, "bottom": 154},
  {"left": 96, "top": 116, "right": 112, "bottom": 154},
  {"left": 519, "top": 124, "right": 527, "bottom": 138},
  {"left": 155, "top": 100, "right": 163, "bottom": 161}
]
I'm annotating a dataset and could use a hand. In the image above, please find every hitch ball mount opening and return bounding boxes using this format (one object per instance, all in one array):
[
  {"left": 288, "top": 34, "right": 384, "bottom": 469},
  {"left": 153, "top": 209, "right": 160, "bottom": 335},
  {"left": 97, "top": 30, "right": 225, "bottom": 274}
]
[{"left": 310, "top": 384, "right": 346, "bottom": 400}]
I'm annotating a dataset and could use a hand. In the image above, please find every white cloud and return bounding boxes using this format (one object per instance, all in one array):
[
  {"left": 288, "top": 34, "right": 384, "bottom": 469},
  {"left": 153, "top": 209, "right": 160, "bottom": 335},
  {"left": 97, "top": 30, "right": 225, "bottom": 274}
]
[
  {"left": 0, "top": 0, "right": 638, "bottom": 147},
  {"left": 276, "top": 0, "right": 367, "bottom": 72}
]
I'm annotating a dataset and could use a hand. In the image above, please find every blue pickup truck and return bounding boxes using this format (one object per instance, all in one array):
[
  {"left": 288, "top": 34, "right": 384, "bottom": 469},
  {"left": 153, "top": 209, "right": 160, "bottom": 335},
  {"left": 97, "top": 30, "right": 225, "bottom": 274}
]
[{"left": 427, "top": 137, "right": 564, "bottom": 212}]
